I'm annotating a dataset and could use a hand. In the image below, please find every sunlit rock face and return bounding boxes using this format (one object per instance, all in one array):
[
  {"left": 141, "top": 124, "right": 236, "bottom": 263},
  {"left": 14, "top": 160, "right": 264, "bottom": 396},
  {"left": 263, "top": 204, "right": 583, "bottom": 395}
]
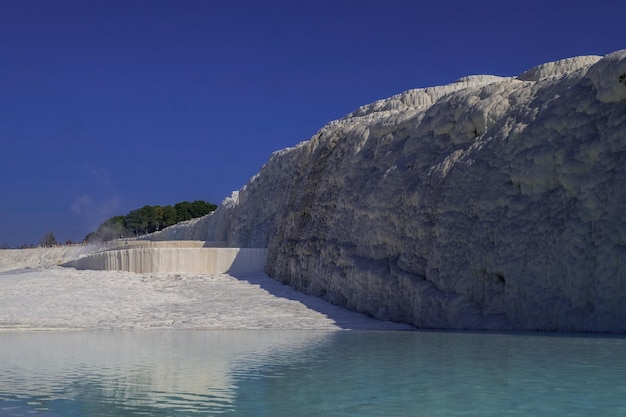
[
  {"left": 66, "top": 243, "right": 267, "bottom": 274},
  {"left": 171, "top": 50, "right": 626, "bottom": 332}
]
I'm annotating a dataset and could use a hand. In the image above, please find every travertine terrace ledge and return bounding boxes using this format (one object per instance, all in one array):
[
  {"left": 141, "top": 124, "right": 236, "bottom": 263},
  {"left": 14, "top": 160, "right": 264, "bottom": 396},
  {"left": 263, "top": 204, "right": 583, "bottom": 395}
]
[
  {"left": 105, "top": 240, "right": 227, "bottom": 250},
  {"left": 64, "top": 241, "right": 267, "bottom": 274}
]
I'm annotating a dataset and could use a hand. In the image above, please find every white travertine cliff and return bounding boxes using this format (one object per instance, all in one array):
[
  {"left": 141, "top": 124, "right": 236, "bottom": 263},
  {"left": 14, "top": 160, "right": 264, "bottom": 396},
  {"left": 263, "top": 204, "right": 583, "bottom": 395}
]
[{"left": 156, "top": 50, "right": 626, "bottom": 332}]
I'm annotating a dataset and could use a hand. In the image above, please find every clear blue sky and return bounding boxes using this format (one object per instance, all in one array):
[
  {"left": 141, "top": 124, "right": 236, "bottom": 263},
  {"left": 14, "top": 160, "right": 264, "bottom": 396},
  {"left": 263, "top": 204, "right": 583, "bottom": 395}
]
[{"left": 1, "top": 0, "right": 624, "bottom": 247}]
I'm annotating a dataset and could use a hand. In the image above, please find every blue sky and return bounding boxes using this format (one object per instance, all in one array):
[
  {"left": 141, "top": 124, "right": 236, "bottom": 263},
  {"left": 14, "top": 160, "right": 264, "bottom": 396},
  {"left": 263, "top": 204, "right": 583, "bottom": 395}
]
[{"left": 1, "top": 0, "right": 624, "bottom": 247}]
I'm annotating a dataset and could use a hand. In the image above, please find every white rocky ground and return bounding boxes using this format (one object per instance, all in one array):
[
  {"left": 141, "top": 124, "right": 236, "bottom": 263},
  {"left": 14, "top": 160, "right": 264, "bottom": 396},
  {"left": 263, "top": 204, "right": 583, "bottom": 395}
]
[{"left": 0, "top": 247, "right": 413, "bottom": 331}]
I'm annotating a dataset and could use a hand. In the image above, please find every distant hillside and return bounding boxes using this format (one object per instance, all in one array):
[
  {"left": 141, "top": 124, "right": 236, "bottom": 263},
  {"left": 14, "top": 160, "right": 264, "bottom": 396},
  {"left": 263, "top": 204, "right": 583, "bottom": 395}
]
[{"left": 85, "top": 200, "right": 217, "bottom": 242}]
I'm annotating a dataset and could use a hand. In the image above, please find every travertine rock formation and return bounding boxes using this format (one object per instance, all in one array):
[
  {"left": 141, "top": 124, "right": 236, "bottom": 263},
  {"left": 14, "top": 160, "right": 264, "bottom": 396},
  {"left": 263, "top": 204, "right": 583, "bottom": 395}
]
[
  {"left": 159, "top": 50, "right": 626, "bottom": 332},
  {"left": 66, "top": 242, "right": 267, "bottom": 274}
]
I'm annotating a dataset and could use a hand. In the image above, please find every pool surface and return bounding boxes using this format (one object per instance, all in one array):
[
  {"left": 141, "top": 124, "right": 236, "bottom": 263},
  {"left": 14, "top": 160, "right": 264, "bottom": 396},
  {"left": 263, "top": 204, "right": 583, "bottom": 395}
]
[{"left": 1, "top": 330, "right": 625, "bottom": 416}]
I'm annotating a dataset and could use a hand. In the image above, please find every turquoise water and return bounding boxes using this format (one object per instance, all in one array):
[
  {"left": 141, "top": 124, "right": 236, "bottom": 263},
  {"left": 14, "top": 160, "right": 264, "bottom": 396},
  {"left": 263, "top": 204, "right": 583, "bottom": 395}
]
[{"left": 1, "top": 330, "right": 625, "bottom": 416}]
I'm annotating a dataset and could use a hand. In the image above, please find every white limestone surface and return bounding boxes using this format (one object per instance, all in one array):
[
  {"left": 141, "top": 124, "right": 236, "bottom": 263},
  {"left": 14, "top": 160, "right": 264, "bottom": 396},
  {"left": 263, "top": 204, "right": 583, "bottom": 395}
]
[
  {"left": 155, "top": 50, "right": 626, "bottom": 332},
  {"left": 0, "top": 245, "right": 103, "bottom": 271},
  {"left": 0, "top": 247, "right": 412, "bottom": 331}
]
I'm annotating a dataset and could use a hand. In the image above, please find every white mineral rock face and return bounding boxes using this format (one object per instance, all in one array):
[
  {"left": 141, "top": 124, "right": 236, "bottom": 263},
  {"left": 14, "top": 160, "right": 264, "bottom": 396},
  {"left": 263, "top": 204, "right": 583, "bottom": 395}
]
[
  {"left": 67, "top": 245, "right": 268, "bottom": 274},
  {"left": 164, "top": 50, "right": 626, "bottom": 332}
]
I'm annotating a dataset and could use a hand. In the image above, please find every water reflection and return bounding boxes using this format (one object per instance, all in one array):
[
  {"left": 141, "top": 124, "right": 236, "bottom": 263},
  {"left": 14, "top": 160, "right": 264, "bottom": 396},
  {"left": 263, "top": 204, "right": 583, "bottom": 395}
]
[
  {"left": 0, "top": 330, "right": 331, "bottom": 416},
  {"left": 1, "top": 331, "right": 626, "bottom": 416}
]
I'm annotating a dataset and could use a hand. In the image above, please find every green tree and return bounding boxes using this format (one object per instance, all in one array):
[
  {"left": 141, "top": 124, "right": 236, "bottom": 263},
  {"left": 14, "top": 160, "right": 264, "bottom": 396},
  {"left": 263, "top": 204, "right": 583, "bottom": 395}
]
[
  {"left": 139, "top": 205, "right": 157, "bottom": 234},
  {"left": 125, "top": 209, "right": 143, "bottom": 236},
  {"left": 40, "top": 231, "right": 58, "bottom": 247},
  {"left": 174, "top": 201, "right": 192, "bottom": 222},
  {"left": 190, "top": 200, "right": 217, "bottom": 218},
  {"left": 84, "top": 199, "right": 217, "bottom": 242},
  {"left": 153, "top": 205, "right": 164, "bottom": 231},
  {"left": 162, "top": 205, "right": 177, "bottom": 228}
]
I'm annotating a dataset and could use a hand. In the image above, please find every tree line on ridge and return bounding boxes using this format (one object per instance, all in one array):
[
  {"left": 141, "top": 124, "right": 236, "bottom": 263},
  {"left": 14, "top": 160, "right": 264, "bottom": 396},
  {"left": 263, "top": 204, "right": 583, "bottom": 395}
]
[{"left": 85, "top": 200, "right": 217, "bottom": 242}]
